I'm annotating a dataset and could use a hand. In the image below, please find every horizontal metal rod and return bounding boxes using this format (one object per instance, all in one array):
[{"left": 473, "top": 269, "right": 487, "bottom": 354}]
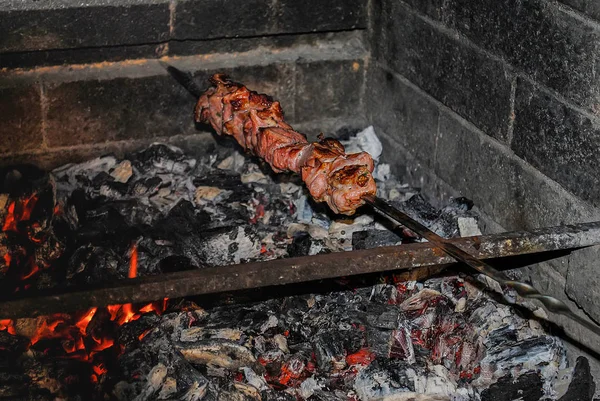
[{"left": 2, "top": 221, "right": 600, "bottom": 319}]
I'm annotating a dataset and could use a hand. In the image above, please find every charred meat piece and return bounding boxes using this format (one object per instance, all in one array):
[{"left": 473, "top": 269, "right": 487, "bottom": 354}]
[{"left": 194, "top": 74, "right": 376, "bottom": 215}]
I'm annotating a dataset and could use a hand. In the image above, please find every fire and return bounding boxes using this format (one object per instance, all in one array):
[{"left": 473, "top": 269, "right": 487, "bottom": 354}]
[
  {"left": 75, "top": 307, "right": 97, "bottom": 336},
  {"left": 128, "top": 244, "right": 138, "bottom": 279},
  {"left": 0, "top": 319, "right": 16, "bottom": 335},
  {"left": 0, "top": 241, "right": 169, "bottom": 383},
  {"left": 2, "top": 194, "right": 38, "bottom": 232}
]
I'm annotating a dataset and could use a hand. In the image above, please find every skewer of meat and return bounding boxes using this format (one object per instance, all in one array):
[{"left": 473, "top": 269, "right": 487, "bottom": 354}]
[{"left": 183, "top": 71, "right": 376, "bottom": 215}]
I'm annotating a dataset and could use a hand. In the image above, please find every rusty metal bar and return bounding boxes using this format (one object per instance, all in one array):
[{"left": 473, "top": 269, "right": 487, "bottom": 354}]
[{"left": 2, "top": 221, "right": 600, "bottom": 319}]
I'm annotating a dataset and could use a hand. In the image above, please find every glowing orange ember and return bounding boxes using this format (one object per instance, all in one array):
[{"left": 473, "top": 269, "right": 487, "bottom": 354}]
[
  {"left": 346, "top": 348, "right": 376, "bottom": 366},
  {"left": 0, "top": 319, "right": 16, "bottom": 335},
  {"left": 75, "top": 308, "right": 97, "bottom": 336},
  {"left": 128, "top": 244, "right": 138, "bottom": 279},
  {"left": 2, "top": 195, "right": 38, "bottom": 232},
  {"left": 93, "top": 363, "right": 108, "bottom": 376}
]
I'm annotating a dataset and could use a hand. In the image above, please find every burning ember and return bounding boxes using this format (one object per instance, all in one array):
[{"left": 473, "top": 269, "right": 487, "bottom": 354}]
[{"left": 0, "top": 129, "right": 591, "bottom": 399}]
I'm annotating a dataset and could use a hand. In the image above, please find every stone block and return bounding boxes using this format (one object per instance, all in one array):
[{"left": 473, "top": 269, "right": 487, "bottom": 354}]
[
  {"left": 377, "top": 2, "right": 514, "bottom": 142},
  {"left": 366, "top": 67, "right": 440, "bottom": 170},
  {"left": 277, "top": 0, "right": 367, "bottom": 32},
  {"left": 565, "top": 246, "right": 600, "bottom": 324},
  {"left": 559, "top": 0, "right": 600, "bottom": 22},
  {"left": 173, "top": 0, "right": 275, "bottom": 40},
  {"left": 435, "top": 109, "right": 600, "bottom": 231},
  {"left": 513, "top": 78, "right": 600, "bottom": 207},
  {"left": 0, "top": 2, "right": 170, "bottom": 53},
  {"left": 447, "top": 0, "right": 600, "bottom": 113},
  {"left": 294, "top": 59, "right": 364, "bottom": 124},
  {"left": 524, "top": 260, "right": 600, "bottom": 354},
  {"left": 45, "top": 74, "right": 196, "bottom": 147},
  {"left": 0, "top": 84, "right": 43, "bottom": 154},
  {"left": 174, "top": 0, "right": 366, "bottom": 41},
  {"left": 400, "top": 0, "right": 447, "bottom": 21}
]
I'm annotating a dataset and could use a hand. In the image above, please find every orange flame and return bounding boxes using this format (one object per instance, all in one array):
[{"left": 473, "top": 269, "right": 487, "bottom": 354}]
[
  {"left": 2, "top": 195, "right": 38, "bottom": 232},
  {"left": 75, "top": 308, "right": 97, "bottom": 336},
  {"left": 0, "top": 319, "right": 15, "bottom": 335}
]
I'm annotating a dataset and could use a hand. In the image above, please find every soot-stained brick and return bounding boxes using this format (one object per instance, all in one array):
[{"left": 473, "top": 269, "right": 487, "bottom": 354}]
[
  {"left": 447, "top": 0, "right": 600, "bottom": 112},
  {"left": 559, "top": 0, "right": 600, "bottom": 22},
  {"left": 400, "top": 0, "right": 447, "bottom": 21},
  {"left": 366, "top": 67, "right": 440, "bottom": 168},
  {"left": 277, "top": 0, "right": 367, "bottom": 32},
  {"left": 295, "top": 59, "right": 364, "bottom": 125},
  {"left": 435, "top": 109, "right": 599, "bottom": 230},
  {"left": 0, "top": 85, "right": 43, "bottom": 154},
  {"left": 45, "top": 75, "right": 196, "bottom": 147},
  {"left": 174, "top": 0, "right": 367, "bottom": 40},
  {"left": 0, "top": 2, "right": 169, "bottom": 53},
  {"left": 173, "top": 0, "right": 276, "bottom": 40},
  {"left": 377, "top": 2, "right": 513, "bottom": 142},
  {"left": 512, "top": 79, "right": 600, "bottom": 207}
]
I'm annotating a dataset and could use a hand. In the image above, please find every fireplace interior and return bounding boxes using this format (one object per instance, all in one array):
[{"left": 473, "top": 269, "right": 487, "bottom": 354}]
[{"left": 2, "top": 0, "right": 600, "bottom": 400}]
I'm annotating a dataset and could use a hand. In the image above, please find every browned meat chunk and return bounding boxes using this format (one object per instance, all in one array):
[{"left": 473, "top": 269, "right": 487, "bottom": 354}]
[{"left": 195, "top": 74, "right": 377, "bottom": 215}]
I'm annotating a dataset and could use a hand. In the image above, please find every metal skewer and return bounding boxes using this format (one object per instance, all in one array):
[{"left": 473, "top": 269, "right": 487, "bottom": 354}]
[{"left": 365, "top": 195, "right": 600, "bottom": 336}]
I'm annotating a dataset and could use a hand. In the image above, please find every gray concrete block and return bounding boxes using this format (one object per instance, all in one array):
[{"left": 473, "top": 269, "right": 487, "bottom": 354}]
[
  {"left": 366, "top": 67, "right": 440, "bottom": 170},
  {"left": 524, "top": 260, "right": 600, "bottom": 358},
  {"left": 45, "top": 74, "right": 197, "bottom": 147},
  {"left": 559, "top": 0, "right": 600, "bottom": 22},
  {"left": 565, "top": 246, "right": 600, "bottom": 324},
  {"left": 295, "top": 59, "right": 365, "bottom": 124},
  {"left": 0, "top": 2, "right": 170, "bottom": 53},
  {"left": 376, "top": 2, "right": 514, "bottom": 143},
  {"left": 435, "top": 109, "right": 600, "bottom": 231},
  {"left": 447, "top": 0, "right": 600, "bottom": 113},
  {"left": 513, "top": 78, "right": 600, "bottom": 208},
  {"left": 0, "top": 84, "right": 43, "bottom": 155}
]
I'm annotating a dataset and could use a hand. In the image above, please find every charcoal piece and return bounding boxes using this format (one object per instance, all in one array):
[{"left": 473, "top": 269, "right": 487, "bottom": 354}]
[
  {"left": 287, "top": 232, "right": 312, "bottom": 257},
  {"left": 353, "top": 359, "right": 416, "bottom": 399},
  {"left": 559, "top": 357, "right": 595, "bottom": 401},
  {"left": 130, "top": 144, "right": 192, "bottom": 174},
  {"left": 91, "top": 171, "right": 115, "bottom": 188},
  {"left": 67, "top": 245, "right": 122, "bottom": 284},
  {"left": 0, "top": 330, "right": 28, "bottom": 354},
  {"left": 352, "top": 229, "right": 404, "bottom": 250},
  {"left": 312, "top": 332, "right": 346, "bottom": 372},
  {"left": 155, "top": 200, "right": 211, "bottom": 236},
  {"left": 397, "top": 194, "right": 440, "bottom": 224},
  {"left": 368, "top": 284, "right": 398, "bottom": 305},
  {"left": 131, "top": 176, "right": 163, "bottom": 197},
  {"left": 261, "top": 390, "right": 296, "bottom": 401},
  {"left": 159, "top": 255, "right": 198, "bottom": 273},
  {"left": 481, "top": 371, "right": 543, "bottom": 401},
  {"left": 176, "top": 339, "right": 264, "bottom": 373},
  {"left": 365, "top": 304, "right": 401, "bottom": 330},
  {"left": 365, "top": 328, "right": 393, "bottom": 358},
  {"left": 117, "top": 314, "right": 161, "bottom": 348},
  {"left": 193, "top": 170, "right": 253, "bottom": 203},
  {"left": 485, "top": 325, "right": 518, "bottom": 349},
  {"left": 339, "top": 329, "right": 364, "bottom": 354}
]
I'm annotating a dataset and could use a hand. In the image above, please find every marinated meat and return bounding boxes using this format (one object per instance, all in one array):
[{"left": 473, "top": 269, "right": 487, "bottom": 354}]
[{"left": 195, "top": 74, "right": 377, "bottom": 215}]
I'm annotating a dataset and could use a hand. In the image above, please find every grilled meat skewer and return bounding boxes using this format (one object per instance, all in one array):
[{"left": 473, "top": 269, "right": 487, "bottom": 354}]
[{"left": 190, "top": 72, "right": 376, "bottom": 215}]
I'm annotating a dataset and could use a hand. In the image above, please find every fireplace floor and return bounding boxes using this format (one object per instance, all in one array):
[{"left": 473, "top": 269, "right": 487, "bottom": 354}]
[{"left": 0, "top": 128, "right": 591, "bottom": 400}]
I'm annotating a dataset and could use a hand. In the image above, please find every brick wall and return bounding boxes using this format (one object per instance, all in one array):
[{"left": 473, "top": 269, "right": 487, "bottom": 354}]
[
  {"left": 0, "top": 0, "right": 369, "bottom": 169},
  {"left": 367, "top": 0, "right": 600, "bottom": 360}
]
